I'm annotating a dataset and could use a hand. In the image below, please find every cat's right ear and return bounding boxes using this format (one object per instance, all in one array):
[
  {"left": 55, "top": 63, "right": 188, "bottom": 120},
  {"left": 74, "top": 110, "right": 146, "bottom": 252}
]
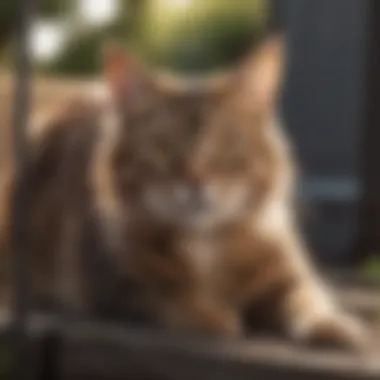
[
  {"left": 234, "top": 34, "right": 286, "bottom": 113},
  {"left": 102, "top": 42, "right": 149, "bottom": 103}
]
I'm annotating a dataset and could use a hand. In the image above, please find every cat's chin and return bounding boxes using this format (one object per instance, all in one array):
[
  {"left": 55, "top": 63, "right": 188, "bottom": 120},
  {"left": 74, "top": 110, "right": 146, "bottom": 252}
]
[{"left": 177, "top": 214, "right": 225, "bottom": 231}]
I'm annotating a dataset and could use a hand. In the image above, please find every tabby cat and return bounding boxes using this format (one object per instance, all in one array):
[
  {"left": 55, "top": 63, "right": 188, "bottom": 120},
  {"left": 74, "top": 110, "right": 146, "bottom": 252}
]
[{"left": 6, "top": 35, "right": 367, "bottom": 349}]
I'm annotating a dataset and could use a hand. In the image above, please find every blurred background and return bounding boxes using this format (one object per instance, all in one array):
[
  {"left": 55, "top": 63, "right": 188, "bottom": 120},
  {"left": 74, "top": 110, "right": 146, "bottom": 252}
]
[
  {"left": 1, "top": 1, "right": 380, "bottom": 379},
  {"left": 1, "top": 0, "right": 379, "bottom": 272}
]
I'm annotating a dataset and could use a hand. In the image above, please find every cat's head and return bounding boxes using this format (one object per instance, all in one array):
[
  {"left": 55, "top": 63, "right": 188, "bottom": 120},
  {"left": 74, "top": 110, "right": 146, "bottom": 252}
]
[{"left": 103, "top": 35, "right": 286, "bottom": 229}]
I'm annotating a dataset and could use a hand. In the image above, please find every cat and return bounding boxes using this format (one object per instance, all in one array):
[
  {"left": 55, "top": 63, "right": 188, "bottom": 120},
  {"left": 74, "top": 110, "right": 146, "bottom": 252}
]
[{"left": 4, "top": 34, "right": 367, "bottom": 349}]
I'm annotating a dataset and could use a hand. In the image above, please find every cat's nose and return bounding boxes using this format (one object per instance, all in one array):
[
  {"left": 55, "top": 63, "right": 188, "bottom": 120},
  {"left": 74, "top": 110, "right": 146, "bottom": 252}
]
[{"left": 175, "top": 182, "right": 207, "bottom": 208}]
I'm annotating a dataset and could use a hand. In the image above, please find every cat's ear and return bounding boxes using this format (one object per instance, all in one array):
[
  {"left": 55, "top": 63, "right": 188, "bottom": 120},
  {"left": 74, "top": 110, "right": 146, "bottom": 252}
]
[
  {"left": 236, "top": 34, "right": 286, "bottom": 112},
  {"left": 102, "top": 42, "right": 151, "bottom": 103}
]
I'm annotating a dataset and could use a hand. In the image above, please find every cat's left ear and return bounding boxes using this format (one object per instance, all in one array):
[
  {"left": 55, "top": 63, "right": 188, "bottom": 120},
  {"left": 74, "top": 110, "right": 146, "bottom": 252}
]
[
  {"left": 102, "top": 42, "right": 151, "bottom": 103},
  {"left": 236, "top": 34, "right": 286, "bottom": 112}
]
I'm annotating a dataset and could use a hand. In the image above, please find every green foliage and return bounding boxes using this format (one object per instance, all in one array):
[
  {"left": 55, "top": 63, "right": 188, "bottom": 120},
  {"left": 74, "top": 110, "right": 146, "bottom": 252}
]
[
  {"left": 36, "top": 1, "right": 136, "bottom": 77},
  {"left": 38, "top": 29, "right": 105, "bottom": 77},
  {"left": 0, "top": 0, "right": 71, "bottom": 26},
  {"left": 39, "top": 0, "right": 74, "bottom": 18},
  {"left": 135, "top": 0, "right": 269, "bottom": 73},
  {"left": 0, "top": 2, "right": 18, "bottom": 42},
  {"left": 0, "top": 2, "right": 18, "bottom": 24},
  {"left": 0, "top": 46, "right": 12, "bottom": 67},
  {"left": 38, "top": 0, "right": 270, "bottom": 76},
  {"left": 0, "top": 343, "right": 10, "bottom": 380},
  {"left": 362, "top": 256, "right": 380, "bottom": 279},
  {"left": 0, "top": 0, "right": 73, "bottom": 50}
]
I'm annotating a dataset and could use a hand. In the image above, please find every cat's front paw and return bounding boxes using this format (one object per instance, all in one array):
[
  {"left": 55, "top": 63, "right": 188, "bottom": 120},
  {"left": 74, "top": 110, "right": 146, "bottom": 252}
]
[{"left": 297, "top": 313, "right": 368, "bottom": 351}]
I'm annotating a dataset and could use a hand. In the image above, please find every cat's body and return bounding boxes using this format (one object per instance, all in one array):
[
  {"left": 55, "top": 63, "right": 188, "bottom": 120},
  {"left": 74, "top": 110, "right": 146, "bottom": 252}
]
[{"left": 4, "top": 36, "right": 366, "bottom": 348}]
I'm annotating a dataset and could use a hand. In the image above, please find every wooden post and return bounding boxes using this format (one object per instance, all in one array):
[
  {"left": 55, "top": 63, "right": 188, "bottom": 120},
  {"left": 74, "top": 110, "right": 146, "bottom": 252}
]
[
  {"left": 10, "top": 0, "right": 36, "bottom": 379},
  {"left": 353, "top": 0, "right": 380, "bottom": 264}
]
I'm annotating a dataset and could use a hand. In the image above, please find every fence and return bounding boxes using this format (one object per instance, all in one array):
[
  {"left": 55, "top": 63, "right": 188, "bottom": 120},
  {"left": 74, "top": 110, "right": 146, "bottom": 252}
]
[{"left": 280, "top": 0, "right": 368, "bottom": 263}]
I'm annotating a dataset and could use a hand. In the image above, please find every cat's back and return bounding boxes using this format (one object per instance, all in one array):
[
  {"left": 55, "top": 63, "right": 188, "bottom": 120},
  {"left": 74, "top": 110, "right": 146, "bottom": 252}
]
[
  {"left": 1, "top": 91, "right": 107, "bottom": 261},
  {"left": 30, "top": 91, "right": 107, "bottom": 190}
]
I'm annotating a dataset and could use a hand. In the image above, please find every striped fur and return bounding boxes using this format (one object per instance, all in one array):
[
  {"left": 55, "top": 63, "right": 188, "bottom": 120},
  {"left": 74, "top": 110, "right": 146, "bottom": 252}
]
[{"left": 3, "top": 36, "right": 367, "bottom": 348}]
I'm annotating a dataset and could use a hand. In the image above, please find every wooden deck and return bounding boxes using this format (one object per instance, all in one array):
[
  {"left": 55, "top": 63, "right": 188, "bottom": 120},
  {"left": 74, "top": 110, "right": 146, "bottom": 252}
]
[
  {"left": 0, "top": 275, "right": 378, "bottom": 380},
  {"left": 3, "top": 309, "right": 378, "bottom": 380}
]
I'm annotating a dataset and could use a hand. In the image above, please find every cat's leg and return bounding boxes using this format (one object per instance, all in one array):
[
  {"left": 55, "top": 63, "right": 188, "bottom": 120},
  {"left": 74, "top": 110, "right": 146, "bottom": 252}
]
[
  {"left": 247, "top": 227, "right": 368, "bottom": 349},
  {"left": 54, "top": 213, "right": 92, "bottom": 318},
  {"left": 281, "top": 270, "right": 367, "bottom": 349}
]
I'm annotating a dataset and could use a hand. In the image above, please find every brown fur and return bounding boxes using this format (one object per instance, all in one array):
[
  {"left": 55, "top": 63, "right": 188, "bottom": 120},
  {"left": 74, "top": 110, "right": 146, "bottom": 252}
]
[{"left": 3, "top": 35, "right": 367, "bottom": 348}]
